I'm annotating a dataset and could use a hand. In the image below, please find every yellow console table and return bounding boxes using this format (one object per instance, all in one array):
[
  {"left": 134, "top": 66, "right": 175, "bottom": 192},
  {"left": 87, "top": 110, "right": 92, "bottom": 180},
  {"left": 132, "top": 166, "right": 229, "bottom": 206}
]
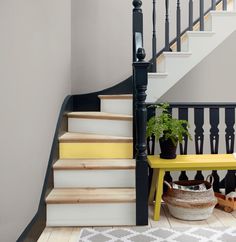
[{"left": 148, "top": 154, "right": 236, "bottom": 221}]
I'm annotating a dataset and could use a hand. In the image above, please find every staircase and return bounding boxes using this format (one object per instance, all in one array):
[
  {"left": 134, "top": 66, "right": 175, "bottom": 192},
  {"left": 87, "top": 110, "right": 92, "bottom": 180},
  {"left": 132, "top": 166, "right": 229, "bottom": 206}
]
[
  {"left": 45, "top": 94, "right": 136, "bottom": 226},
  {"left": 147, "top": 1, "right": 236, "bottom": 102}
]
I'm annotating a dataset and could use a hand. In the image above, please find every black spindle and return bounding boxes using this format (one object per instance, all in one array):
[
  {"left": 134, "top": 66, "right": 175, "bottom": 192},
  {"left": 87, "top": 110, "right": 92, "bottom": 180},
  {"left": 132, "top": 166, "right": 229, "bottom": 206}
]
[
  {"left": 133, "top": 47, "right": 150, "bottom": 225},
  {"left": 224, "top": 107, "right": 236, "bottom": 194},
  {"left": 176, "top": 0, "right": 181, "bottom": 51},
  {"left": 210, "top": 107, "right": 220, "bottom": 192},
  {"left": 223, "top": 0, "right": 227, "bottom": 10},
  {"left": 165, "top": 0, "right": 170, "bottom": 51},
  {"left": 200, "top": 0, "right": 204, "bottom": 31},
  {"left": 194, "top": 108, "right": 205, "bottom": 180},
  {"left": 133, "top": 0, "right": 143, "bottom": 62},
  {"left": 211, "top": 0, "right": 216, "bottom": 10},
  {"left": 152, "top": 0, "right": 157, "bottom": 72},
  {"left": 178, "top": 108, "right": 189, "bottom": 181},
  {"left": 189, "top": 0, "right": 193, "bottom": 31}
]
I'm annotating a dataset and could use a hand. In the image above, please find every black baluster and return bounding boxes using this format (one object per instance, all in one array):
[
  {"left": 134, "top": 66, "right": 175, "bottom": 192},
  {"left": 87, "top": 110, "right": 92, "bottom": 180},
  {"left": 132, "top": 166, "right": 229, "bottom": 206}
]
[
  {"left": 194, "top": 108, "right": 205, "bottom": 180},
  {"left": 152, "top": 0, "right": 157, "bottom": 72},
  {"left": 164, "top": 106, "right": 173, "bottom": 186},
  {"left": 189, "top": 0, "right": 193, "bottom": 31},
  {"left": 223, "top": 0, "right": 227, "bottom": 10},
  {"left": 200, "top": 0, "right": 204, "bottom": 31},
  {"left": 165, "top": 0, "right": 170, "bottom": 51},
  {"left": 178, "top": 108, "right": 189, "bottom": 181},
  {"left": 176, "top": 0, "right": 181, "bottom": 51},
  {"left": 224, "top": 107, "right": 236, "bottom": 194},
  {"left": 211, "top": 0, "right": 216, "bottom": 10},
  {"left": 133, "top": 0, "right": 143, "bottom": 62},
  {"left": 210, "top": 108, "right": 220, "bottom": 192},
  {"left": 133, "top": 47, "right": 150, "bottom": 225}
]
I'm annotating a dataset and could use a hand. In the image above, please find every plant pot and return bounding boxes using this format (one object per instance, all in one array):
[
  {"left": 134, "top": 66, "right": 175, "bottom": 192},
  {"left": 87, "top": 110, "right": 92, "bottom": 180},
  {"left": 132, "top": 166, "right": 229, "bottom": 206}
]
[{"left": 159, "top": 138, "right": 177, "bottom": 159}]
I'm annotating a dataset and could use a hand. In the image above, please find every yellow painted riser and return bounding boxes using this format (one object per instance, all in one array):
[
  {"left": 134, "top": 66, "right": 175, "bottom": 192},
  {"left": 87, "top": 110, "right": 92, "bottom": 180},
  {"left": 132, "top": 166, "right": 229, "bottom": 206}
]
[{"left": 59, "top": 143, "right": 133, "bottom": 159}]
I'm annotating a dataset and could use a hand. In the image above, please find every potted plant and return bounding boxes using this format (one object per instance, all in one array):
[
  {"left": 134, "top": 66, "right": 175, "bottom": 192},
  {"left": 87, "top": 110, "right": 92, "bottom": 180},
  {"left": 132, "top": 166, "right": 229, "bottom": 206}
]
[{"left": 147, "top": 103, "right": 192, "bottom": 159}]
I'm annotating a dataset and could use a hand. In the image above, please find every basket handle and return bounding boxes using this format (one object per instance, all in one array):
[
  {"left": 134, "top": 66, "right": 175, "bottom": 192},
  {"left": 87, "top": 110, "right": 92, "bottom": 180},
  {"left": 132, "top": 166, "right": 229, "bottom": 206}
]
[
  {"left": 164, "top": 180, "right": 172, "bottom": 189},
  {"left": 206, "top": 174, "right": 214, "bottom": 186}
]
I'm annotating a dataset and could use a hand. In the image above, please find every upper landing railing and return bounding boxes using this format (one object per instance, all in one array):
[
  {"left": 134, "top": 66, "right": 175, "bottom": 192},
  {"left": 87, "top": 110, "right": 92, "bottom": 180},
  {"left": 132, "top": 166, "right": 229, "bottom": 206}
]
[{"left": 150, "top": 0, "right": 230, "bottom": 72}]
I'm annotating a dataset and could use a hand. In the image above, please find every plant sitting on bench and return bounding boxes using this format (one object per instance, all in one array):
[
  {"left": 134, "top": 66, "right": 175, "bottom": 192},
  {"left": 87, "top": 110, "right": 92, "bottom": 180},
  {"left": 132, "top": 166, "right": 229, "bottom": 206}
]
[{"left": 147, "top": 103, "right": 192, "bottom": 159}]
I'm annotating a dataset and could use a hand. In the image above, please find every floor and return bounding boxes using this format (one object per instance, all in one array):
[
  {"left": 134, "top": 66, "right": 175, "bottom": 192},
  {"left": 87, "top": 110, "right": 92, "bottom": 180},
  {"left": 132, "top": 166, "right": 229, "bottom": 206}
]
[{"left": 37, "top": 204, "right": 236, "bottom": 242}]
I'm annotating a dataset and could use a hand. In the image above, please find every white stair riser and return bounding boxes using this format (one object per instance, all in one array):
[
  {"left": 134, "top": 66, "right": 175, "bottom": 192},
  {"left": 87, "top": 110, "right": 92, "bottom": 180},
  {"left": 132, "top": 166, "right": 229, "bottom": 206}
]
[
  {"left": 100, "top": 99, "right": 133, "bottom": 115},
  {"left": 47, "top": 203, "right": 136, "bottom": 226},
  {"left": 54, "top": 170, "right": 135, "bottom": 188},
  {"left": 68, "top": 118, "right": 132, "bottom": 137},
  {"left": 147, "top": 12, "right": 236, "bottom": 102}
]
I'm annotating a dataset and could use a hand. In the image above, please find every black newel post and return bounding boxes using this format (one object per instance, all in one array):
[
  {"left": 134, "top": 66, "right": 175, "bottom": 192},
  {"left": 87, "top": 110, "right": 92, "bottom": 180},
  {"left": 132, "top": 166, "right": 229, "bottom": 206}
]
[{"left": 133, "top": 48, "right": 150, "bottom": 225}]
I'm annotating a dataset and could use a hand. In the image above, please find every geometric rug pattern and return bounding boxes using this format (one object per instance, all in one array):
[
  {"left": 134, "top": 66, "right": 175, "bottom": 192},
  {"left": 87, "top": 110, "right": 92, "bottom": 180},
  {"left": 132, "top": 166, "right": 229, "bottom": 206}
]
[{"left": 79, "top": 227, "right": 236, "bottom": 242}]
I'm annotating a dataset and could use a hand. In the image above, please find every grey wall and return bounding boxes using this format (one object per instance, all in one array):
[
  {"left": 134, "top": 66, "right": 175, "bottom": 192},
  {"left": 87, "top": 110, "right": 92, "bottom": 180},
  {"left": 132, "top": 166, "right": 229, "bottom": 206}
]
[
  {"left": 0, "top": 1, "right": 71, "bottom": 241},
  {"left": 71, "top": 0, "right": 212, "bottom": 94},
  {"left": 160, "top": 30, "right": 236, "bottom": 102}
]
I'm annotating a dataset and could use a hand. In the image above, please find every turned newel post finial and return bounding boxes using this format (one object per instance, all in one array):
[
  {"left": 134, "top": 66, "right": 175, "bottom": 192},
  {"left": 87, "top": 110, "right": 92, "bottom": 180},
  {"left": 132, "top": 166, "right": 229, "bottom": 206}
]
[
  {"left": 137, "top": 48, "right": 146, "bottom": 62},
  {"left": 133, "top": 0, "right": 142, "bottom": 12}
]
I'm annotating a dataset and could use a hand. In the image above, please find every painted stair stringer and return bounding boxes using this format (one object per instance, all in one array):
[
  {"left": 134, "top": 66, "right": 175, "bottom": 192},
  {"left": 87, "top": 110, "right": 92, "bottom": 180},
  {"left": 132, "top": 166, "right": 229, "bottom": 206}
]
[{"left": 147, "top": 11, "right": 236, "bottom": 102}]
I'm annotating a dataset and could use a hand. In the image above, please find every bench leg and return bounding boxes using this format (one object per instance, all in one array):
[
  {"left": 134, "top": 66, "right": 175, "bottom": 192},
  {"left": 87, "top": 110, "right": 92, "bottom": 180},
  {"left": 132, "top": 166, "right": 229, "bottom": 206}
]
[
  {"left": 153, "top": 169, "right": 165, "bottom": 221},
  {"left": 148, "top": 169, "right": 158, "bottom": 204}
]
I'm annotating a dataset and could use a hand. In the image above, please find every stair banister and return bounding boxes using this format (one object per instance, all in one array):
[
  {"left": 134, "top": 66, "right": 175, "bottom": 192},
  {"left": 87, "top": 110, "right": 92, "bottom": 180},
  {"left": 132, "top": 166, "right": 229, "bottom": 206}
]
[{"left": 133, "top": 48, "right": 150, "bottom": 225}]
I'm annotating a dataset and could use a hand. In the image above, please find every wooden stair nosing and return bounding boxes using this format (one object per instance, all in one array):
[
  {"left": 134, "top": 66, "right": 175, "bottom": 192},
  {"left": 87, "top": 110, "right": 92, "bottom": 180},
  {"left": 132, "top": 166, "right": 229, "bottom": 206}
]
[
  {"left": 53, "top": 159, "right": 136, "bottom": 170},
  {"left": 98, "top": 94, "right": 133, "bottom": 100},
  {"left": 46, "top": 188, "right": 136, "bottom": 204},
  {"left": 67, "top": 112, "right": 133, "bottom": 121},
  {"left": 59, "top": 132, "right": 133, "bottom": 143}
]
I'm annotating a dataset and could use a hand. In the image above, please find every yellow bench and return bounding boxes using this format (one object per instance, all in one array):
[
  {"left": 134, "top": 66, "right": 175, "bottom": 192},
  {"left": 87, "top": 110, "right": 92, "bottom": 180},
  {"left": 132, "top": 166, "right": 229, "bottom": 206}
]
[{"left": 148, "top": 154, "right": 236, "bottom": 221}]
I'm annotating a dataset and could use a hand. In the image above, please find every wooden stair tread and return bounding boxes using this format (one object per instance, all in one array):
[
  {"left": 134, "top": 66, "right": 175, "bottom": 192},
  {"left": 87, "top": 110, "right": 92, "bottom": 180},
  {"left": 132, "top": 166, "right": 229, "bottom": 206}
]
[
  {"left": 98, "top": 94, "right": 132, "bottom": 100},
  {"left": 59, "top": 132, "right": 133, "bottom": 143},
  {"left": 53, "top": 159, "right": 136, "bottom": 170},
  {"left": 67, "top": 112, "right": 132, "bottom": 121},
  {"left": 46, "top": 188, "right": 136, "bottom": 204}
]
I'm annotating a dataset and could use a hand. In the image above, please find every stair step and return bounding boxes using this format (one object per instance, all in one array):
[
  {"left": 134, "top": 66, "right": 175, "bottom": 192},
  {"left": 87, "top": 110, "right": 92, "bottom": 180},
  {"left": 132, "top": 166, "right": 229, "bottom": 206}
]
[
  {"left": 98, "top": 94, "right": 132, "bottom": 99},
  {"left": 99, "top": 95, "right": 133, "bottom": 115},
  {"left": 46, "top": 188, "right": 136, "bottom": 204},
  {"left": 53, "top": 159, "right": 135, "bottom": 188},
  {"left": 46, "top": 188, "right": 136, "bottom": 226},
  {"left": 59, "top": 133, "right": 133, "bottom": 159},
  {"left": 53, "top": 159, "right": 135, "bottom": 170},
  {"left": 68, "top": 112, "right": 132, "bottom": 121},
  {"left": 68, "top": 112, "right": 133, "bottom": 137},
  {"left": 59, "top": 132, "right": 133, "bottom": 143}
]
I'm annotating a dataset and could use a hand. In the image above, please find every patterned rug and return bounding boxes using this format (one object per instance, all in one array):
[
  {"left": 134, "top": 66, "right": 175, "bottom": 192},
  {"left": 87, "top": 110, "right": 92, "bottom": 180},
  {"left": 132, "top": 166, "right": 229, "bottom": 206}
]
[{"left": 78, "top": 227, "right": 236, "bottom": 242}]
